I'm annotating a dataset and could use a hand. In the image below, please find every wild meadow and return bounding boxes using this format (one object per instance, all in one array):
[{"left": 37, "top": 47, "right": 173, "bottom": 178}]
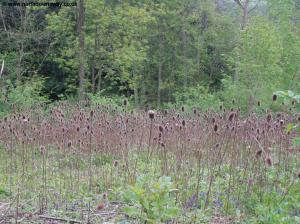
[
  {"left": 0, "top": 97, "right": 299, "bottom": 224},
  {"left": 1, "top": 0, "right": 300, "bottom": 223}
]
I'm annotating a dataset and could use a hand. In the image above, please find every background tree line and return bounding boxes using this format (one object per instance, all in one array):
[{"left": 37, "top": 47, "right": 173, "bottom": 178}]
[{"left": 0, "top": 0, "right": 299, "bottom": 114}]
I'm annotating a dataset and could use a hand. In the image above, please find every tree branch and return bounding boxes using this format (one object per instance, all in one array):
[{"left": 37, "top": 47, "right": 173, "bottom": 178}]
[
  {"left": 248, "top": 0, "right": 261, "bottom": 14},
  {"left": 234, "top": 0, "right": 244, "bottom": 9},
  {"left": 0, "top": 60, "right": 4, "bottom": 78}
]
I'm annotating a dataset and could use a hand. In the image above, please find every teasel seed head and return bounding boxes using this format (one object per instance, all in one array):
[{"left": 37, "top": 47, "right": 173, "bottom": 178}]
[
  {"left": 257, "top": 100, "right": 261, "bottom": 106},
  {"left": 113, "top": 160, "right": 118, "bottom": 167},
  {"left": 228, "top": 112, "right": 236, "bottom": 122},
  {"left": 67, "top": 140, "right": 72, "bottom": 148},
  {"left": 255, "top": 150, "right": 262, "bottom": 159},
  {"left": 103, "top": 192, "right": 108, "bottom": 200},
  {"left": 181, "top": 106, "right": 185, "bottom": 112},
  {"left": 272, "top": 94, "right": 277, "bottom": 101},
  {"left": 40, "top": 145, "right": 46, "bottom": 154},
  {"left": 148, "top": 110, "right": 155, "bottom": 119},
  {"left": 214, "top": 124, "right": 218, "bottom": 132},
  {"left": 123, "top": 99, "right": 128, "bottom": 106},
  {"left": 159, "top": 125, "right": 164, "bottom": 133},
  {"left": 267, "top": 114, "right": 272, "bottom": 123},
  {"left": 279, "top": 120, "right": 284, "bottom": 125},
  {"left": 265, "top": 157, "right": 272, "bottom": 166}
]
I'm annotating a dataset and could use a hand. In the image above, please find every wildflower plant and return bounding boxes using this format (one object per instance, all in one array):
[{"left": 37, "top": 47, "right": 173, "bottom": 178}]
[{"left": 121, "top": 175, "right": 179, "bottom": 223}]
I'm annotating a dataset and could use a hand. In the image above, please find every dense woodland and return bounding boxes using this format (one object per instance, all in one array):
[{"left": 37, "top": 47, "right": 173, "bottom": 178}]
[{"left": 0, "top": 0, "right": 299, "bottom": 113}]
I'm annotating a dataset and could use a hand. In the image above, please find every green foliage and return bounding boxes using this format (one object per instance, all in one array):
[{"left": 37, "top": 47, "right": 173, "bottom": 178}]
[
  {"left": 245, "top": 182, "right": 300, "bottom": 224},
  {"left": 7, "top": 77, "right": 49, "bottom": 109},
  {"left": 167, "top": 85, "right": 221, "bottom": 111},
  {"left": 87, "top": 91, "right": 130, "bottom": 109},
  {"left": 275, "top": 90, "right": 300, "bottom": 147},
  {"left": 121, "top": 175, "right": 179, "bottom": 223},
  {"left": 0, "top": 76, "right": 49, "bottom": 116},
  {"left": 274, "top": 90, "right": 300, "bottom": 104},
  {"left": 0, "top": 0, "right": 299, "bottom": 112}
]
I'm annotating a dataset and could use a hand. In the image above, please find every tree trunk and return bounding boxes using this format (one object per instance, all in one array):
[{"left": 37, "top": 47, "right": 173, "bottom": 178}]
[
  {"left": 91, "top": 24, "right": 99, "bottom": 93},
  {"left": 132, "top": 66, "right": 139, "bottom": 107},
  {"left": 182, "top": 29, "right": 188, "bottom": 92},
  {"left": 16, "top": 2, "right": 26, "bottom": 82},
  {"left": 141, "top": 66, "right": 146, "bottom": 107},
  {"left": 241, "top": 0, "right": 249, "bottom": 30},
  {"left": 157, "top": 61, "right": 162, "bottom": 107},
  {"left": 97, "top": 67, "right": 102, "bottom": 92},
  {"left": 91, "top": 60, "right": 96, "bottom": 93},
  {"left": 77, "top": 0, "right": 85, "bottom": 100}
]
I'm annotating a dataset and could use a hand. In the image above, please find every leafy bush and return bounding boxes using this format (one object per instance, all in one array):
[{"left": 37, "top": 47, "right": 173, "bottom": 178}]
[
  {"left": 121, "top": 175, "right": 179, "bottom": 223},
  {"left": 275, "top": 90, "right": 300, "bottom": 147},
  {"left": 166, "top": 85, "right": 221, "bottom": 112},
  {"left": 87, "top": 91, "right": 130, "bottom": 110},
  {"left": 0, "top": 76, "right": 49, "bottom": 115}
]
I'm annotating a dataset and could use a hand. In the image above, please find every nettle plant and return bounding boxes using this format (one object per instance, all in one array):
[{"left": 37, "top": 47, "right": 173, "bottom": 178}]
[
  {"left": 121, "top": 175, "right": 179, "bottom": 223},
  {"left": 274, "top": 90, "right": 300, "bottom": 146}
]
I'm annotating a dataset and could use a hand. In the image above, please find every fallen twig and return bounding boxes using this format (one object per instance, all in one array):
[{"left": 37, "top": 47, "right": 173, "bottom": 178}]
[{"left": 38, "top": 215, "right": 82, "bottom": 223}]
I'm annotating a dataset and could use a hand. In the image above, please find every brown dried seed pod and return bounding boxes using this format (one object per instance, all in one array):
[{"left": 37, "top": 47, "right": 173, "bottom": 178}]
[
  {"left": 265, "top": 157, "right": 272, "bottom": 166},
  {"left": 272, "top": 94, "right": 277, "bottom": 101},
  {"left": 40, "top": 145, "right": 46, "bottom": 154},
  {"left": 113, "top": 160, "right": 118, "bottom": 167},
  {"left": 228, "top": 112, "right": 236, "bottom": 122},
  {"left": 267, "top": 114, "right": 272, "bottom": 123},
  {"left": 103, "top": 192, "right": 108, "bottom": 200},
  {"left": 255, "top": 150, "right": 262, "bottom": 159},
  {"left": 148, "top": 110, "right": 155, "bottom": 119},
  {"left": 214, "top": 124, "right": 218, "bottom": 132},
  {"left": 159, "top": 125, "right": 164, "bottom": 132}
]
